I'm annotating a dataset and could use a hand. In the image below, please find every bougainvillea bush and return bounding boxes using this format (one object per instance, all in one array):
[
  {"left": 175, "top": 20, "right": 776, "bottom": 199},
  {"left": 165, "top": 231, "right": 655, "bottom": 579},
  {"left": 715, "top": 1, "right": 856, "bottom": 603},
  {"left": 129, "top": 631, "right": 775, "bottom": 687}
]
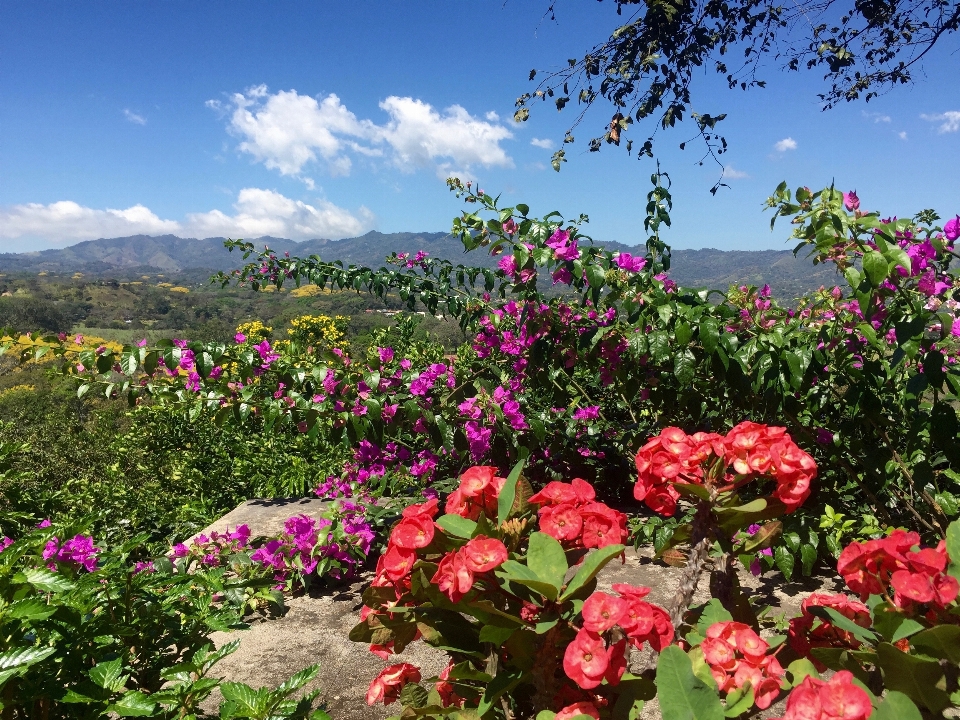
[
  {"left": 0, "top": 519, "right": 333, "bottom": 719},
  {"left": 9, "top": 178, "right": 958, "bottom": 582}
]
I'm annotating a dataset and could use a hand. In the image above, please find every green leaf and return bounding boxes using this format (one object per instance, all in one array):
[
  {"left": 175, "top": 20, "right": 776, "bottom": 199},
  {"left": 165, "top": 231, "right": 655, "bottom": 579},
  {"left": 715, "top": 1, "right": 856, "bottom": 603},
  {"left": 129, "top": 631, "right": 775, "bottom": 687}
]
[
  {"left": 809, "top": 648, "right": 869, "bottom": 682},
  {"left": 477, "top": 668, "right": 523, "bottom": 717},
  {"left": 5, "top": 598, "right": 56, "bottom": 621},
  {"left": 90, "top": 658, "right": 125, "bottom": 691},
  {"left": 871, "top": 691, "right": 922, "bottom": 720},
  {"left": 862, "top": 250, "right": 888, "bottom": 286},
  {"left": 946, "top": 519, "right": 960, "bottom": 581},
  {"left": 478, "top": 625, "right": 516, "bottom": 645},
  {"left": 742, "top": 522, "right": 782, "bottom": 553},
  {"left": 844, "top": 267, "right": 862, "bottom": 291},
  {"left": 785, "top": 659, "right": 819, "bottom": 688},
  {"left": 784, "top": 351, "right": 804, "bottom": 388},
  {"left": 871, "top": 604, "right": 924, "bottom": 643},
  {"left": 876, "top": 642, "right": 950, "bottom": 714},
  {"left": 909, "top": 625, "right": 960, "bottom": 663},
  {"left": 774, "top": 545, "right": 795, "bottom": 581},
  {"left": 526, "top": 532, "right": 568, "bottom": 591},
  {"left": 15, "top": 567, "right": 75, "bottom": 593},
  {"left": 674, "top": 349, "right": 696, "bottom": 386},
  {"left": 585, "top": 264, "right": 606, "bottom": 289},
  {"left": 0, "top": 645, "right": 56, "bottom": 672},
  {"left": 499, "top": 560, "right": 560, "bottom": 600},
  {"left": 276, "top": 663, "right": 320, "bottom": 695},
  {"left": 498, "top": 457, "right": 527, "bottom": 526},
  {"left": 108, "top": 692, "right": 156, "bottom": 717},
  {"left": 655, "top": 646, "right": 724, "bottom": 720},
  {"left": 807, "top": 606, "right": 877, "bottom": 644},
  {"left": 436, "top": 514, "right": 477, "bottom": 539},
  {"left": 723, "top": 684, "right": 754, "bottom": 717},
  {"left": 699, "top": 318, "right": 720, "bottom": 353},
  {"left": 696, "top": 599, "right": 733, "bottom": 637},
  {"left": 400, "top": 683, "right": 430, "bottom": 708},
  {"left": 220, "top": 681, "right": 270, "bottom": 715},
  {"left": 612, "top": 675, "right": 655, "bottom": 720},
  {"left": 559, "top": 544, "right": 625, "bottom": 601},
  {"left": 800, "top": 544, "right": 818, "bottom": 576}
]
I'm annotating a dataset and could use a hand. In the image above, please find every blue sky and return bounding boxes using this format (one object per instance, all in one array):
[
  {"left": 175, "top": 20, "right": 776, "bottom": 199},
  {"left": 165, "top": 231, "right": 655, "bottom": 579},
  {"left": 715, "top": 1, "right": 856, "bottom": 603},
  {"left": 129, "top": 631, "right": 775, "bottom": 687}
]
[{"left": 1, "top": 1, "right": 958, "bottom": 253}]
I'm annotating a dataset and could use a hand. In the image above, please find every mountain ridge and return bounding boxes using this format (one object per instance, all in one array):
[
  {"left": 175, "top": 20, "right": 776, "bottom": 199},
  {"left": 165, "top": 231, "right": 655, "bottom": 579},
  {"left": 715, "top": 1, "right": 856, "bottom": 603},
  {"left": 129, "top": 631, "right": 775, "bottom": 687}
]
[{"left": 0, "top": 232, "right": 841, "bottom": 297}]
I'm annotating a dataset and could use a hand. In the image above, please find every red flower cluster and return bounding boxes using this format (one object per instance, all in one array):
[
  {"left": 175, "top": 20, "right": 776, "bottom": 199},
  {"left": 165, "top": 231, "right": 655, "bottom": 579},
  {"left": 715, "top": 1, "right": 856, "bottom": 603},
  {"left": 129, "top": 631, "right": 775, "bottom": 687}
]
[
  {"left": 366, "top": 663, "right": 422, "bottom": 705},
  {"left": 445, "top": 466, "right": 506, "bottom": 520},
  {"left": 431, "top": 535, "right": 509, "bottom": 602},
  {"left": 364, "top": 498, "right": 439, "bottom": 657},
  {"left": 837, "top": 529, "right": 958, "bottom": 611},
  {"left": 555, "top": 701, "right": 600, "bottom": 720},
  {"left": 529, "top": 478, "right": 628, "bottom": 549},
  {"left": 633, "top": 422, "right": 816, "bottom": 517},
  {"left": 773, "top": 671, "right": 871, "bottom": 720},
  {"left": 787, "top": 593, "right": 871, "bottom": 668},
  {"left": 381, "top": 498, "right": 439, "bottom": 582},
  {"left": 562, "top": 585, "right": 673, "bottom": 690},
  {"left": 435, "top": 662, "right": 466, "bottom": 708},
  {"left": 700, "top": 621, "right": 785, "bottom": 710}
]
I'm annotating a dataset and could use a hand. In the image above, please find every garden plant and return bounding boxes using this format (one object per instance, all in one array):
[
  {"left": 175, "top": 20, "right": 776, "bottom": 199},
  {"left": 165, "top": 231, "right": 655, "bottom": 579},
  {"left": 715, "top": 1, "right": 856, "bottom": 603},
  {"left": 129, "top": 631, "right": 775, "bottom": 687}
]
[{"left": 0, "top": 176, "right": 958, "bottom": 718}]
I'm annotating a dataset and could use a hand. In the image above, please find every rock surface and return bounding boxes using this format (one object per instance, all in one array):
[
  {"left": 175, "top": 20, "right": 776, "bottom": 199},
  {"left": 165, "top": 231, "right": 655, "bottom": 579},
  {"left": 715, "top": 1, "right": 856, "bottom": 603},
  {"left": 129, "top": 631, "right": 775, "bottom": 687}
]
[
  {"left": 203, "top": 545, "right": 844, "bottom": 720},
  {"left": 190, "top": 497, "right": 331, "bottom": 543}
]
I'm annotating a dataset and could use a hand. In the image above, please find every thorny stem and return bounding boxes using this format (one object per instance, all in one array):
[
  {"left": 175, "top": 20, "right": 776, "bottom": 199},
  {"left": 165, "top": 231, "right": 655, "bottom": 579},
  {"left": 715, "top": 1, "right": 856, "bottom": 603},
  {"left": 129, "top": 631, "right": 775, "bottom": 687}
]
[
  {"left": 667, "top": 498, "right": 715, "bottom": 628},
  {"left": 486, "top": 644, "right": 513, "bottom": 720}
]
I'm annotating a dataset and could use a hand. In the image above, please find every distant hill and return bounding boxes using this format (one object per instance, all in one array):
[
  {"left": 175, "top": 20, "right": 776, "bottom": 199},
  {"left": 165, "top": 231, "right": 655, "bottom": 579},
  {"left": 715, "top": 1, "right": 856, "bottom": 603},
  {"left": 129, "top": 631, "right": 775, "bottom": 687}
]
[{"left": 0, "top": 232, "right": 841, "bottom": 298}]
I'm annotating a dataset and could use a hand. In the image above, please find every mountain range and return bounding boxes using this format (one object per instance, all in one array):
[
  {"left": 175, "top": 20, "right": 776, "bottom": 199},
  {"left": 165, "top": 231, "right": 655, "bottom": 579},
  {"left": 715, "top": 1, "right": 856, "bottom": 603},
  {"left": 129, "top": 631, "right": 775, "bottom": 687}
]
[{"left": 0, "top": 232, "right": 842, "bottom": 297}]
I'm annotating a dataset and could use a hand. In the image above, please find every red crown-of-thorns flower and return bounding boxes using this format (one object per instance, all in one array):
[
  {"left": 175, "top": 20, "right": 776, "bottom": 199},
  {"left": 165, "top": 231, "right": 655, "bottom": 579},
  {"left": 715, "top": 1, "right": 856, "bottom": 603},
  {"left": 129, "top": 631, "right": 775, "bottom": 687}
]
[
  {"left": 633, "top": 422, "right": 817, "bottom": 517},
  {"left": 366, "top": 663, "right": 421, "bottom": 706},
  {"left": 562, "top": 585, "right": 674, "bottom": 690},
  {"left": 528, "top": 478, "right": 628, "bottom": 550},
  {"left": 700, "top": 621, "right": 786, "bottom": 710},
  {"left": 787, "top": 593, "right": 872, "bottom": 669},
  {"left": 772, "top": 671, "right": 872, "bottom": 720},
  {"left": 837, "top": 529, "right": 958, "bottom": 613}
]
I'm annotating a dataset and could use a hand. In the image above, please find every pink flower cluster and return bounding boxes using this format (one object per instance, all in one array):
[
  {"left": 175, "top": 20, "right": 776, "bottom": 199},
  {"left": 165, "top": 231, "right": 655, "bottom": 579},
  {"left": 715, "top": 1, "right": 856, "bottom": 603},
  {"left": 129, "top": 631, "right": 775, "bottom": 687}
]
[
  {"left": 458, "top": 385, "right": 528, "bottom": 459},
  {"left": 171, "top": 525, "right": 252, "bottom": 567},
  {"left": 42, "top": 534, "right": 99, "bottom": 573}
]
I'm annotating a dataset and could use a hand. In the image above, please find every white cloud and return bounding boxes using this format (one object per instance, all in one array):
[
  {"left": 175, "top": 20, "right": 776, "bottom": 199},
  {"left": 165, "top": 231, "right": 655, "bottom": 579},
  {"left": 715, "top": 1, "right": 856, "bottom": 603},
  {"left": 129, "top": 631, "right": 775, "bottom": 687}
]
[
  {"left": 899, "top": 131, "right": 908, "bottom": 140},
  {"left": 0, "top": 201, "right": 178, "bottom": 242},
  {"left": 221, "top": 86, "right": 377, "bottom": 177},
  {"left": 184, "top": 188, "right": 373, "bottom": 240},
  {"left": 530, "top": 137, "right": 554, "bottom": 149},
  {"left": 862, "top": 111, "right": 891, "bottom": 123},
  {"left": 213, "top": 86, "right": 512, "bottom": 181},
  {"left": 721, "top": 164, "right": 749, "bottom": 179},
  {"left": 920, "top": 111, "right": 960, "bottom": 133},
  {"left": 774, "top": 137, "right": 797, "bottom": 152},
  {"left": 378, "top": 96, "right": 513, "bottom": 177},
  {"left": 123, "top": 109, "right": 146, "bottom": 125},
  {"left": 0, "top": 189, "right": 374, "bottom": 246}
]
